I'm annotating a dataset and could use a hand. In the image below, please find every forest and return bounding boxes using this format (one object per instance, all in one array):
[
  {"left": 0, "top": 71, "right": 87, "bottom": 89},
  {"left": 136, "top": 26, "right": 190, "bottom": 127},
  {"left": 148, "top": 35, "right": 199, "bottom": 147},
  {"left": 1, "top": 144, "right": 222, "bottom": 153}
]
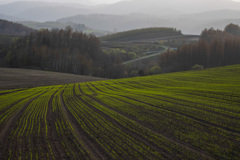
[
  {"left": 0, "top": 20, "right": 240, "bottom": 79},
  {"left": 159, "top": 23, "right": 240, "bottom": 73},
  {"left": 0, "top": 26, "right": 128, "bottom": 78},
  {"left": 0, "top": 21, "right": 179, "bottom": 78},
  {"left": 101, "top": 27, "right": 182, "bottom": 41},
  {"left": 0, "top": 19, "right": 34, "bottom": 36}
]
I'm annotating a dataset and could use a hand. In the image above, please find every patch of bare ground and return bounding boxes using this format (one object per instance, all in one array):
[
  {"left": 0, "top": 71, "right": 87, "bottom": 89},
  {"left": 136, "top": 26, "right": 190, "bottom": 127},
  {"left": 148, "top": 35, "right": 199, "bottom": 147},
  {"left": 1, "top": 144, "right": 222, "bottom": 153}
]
[{"left": 0, "top": 68, "right": 106, "bottom": 90}]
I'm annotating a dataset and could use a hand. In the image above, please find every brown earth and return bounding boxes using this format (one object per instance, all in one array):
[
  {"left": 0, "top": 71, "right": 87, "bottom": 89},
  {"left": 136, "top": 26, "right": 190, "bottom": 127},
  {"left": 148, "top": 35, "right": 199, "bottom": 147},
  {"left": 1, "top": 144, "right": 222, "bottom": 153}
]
[{"left": 0, "top": 68, "right": 106, "bottom": 90}]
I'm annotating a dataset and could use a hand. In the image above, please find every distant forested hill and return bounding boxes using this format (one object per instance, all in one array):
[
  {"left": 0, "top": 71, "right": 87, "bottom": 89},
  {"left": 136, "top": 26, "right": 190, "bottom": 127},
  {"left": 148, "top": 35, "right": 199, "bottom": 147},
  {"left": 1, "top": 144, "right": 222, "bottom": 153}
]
[
  {"left": 101, "top": 27, "right": 182, "bottom": 41},
  {"left": 20, "top": 21, "right": 87, "bottom": 32},
  {"left": 0, "top": 13, "right": 24, "bottom": 22},
  {"left": 0, "top": 19, "right": 34, "bottom": 35}
]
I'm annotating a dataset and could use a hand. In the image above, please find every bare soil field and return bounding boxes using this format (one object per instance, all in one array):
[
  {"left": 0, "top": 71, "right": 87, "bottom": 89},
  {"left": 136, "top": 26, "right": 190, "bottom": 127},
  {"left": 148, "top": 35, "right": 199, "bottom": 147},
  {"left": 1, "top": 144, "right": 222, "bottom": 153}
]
[{"left": 0, "top": 68, "right": 106, "bottom": 90}]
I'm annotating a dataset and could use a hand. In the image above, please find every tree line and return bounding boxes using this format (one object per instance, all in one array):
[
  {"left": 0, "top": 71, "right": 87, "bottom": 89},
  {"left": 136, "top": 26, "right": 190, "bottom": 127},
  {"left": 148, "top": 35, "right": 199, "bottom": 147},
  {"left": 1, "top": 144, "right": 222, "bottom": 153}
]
[
  {"left": 1, "top": 28, "right": 101, "bottom": 75},
  {"left": 0, "top": 26, "right": 134, "bottom": 78},
  {"left": 159, "top": 23, "right": 240, "bottom": 73},
  {"left": 0, "top": 19, "right": 34, "bottom": 36}
]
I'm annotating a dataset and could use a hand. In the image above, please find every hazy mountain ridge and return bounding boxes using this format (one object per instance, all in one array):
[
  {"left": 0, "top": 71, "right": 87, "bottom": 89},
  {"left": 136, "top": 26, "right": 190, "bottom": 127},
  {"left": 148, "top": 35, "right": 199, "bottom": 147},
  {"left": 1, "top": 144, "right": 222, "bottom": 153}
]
[
  {"left": 0, "top": 1, "right": 95, "bottom": 22},
  {"left": 94, "top": 0, "right": 240, "bottom": 15},
  {"left": 57, "top": 13, "right": 172, "bottom": 32},
  {"left": 20, "top": 21, "right": 88, "bottom": 31},
  {"left": 0, "top": 13, "right": 25, "bottom": 22},
  {"left": 17, "top": 6, "right": 92, "bottom": 22},
  {"left": 1, "top": 0, "right": 240, "bottom": 21},
  {"left": 180, "top": 9, "right": 240, "bottom": 20},
  {"left": 0, "top": 1, "right": 239, "bottom": 34},
  {"left": 57, "top": 10, "right": 240, "bottom": 34}
]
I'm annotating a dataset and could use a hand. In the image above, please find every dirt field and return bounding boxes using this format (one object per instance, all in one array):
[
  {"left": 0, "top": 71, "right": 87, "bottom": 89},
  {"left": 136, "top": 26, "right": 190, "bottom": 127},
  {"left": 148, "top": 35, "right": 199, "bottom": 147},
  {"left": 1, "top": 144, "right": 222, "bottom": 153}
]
[{"left": 0, "top": 68, "right": 106, "bottom": 90}]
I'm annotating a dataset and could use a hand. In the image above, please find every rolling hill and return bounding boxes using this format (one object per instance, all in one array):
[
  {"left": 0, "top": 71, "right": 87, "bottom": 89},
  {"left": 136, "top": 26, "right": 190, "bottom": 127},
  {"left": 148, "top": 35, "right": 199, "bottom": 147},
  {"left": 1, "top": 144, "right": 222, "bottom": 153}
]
[
  {"left": 100, "top": 27, "right": 182, "bottom": 42},
  {"left": 0, "top": 1, "right": 94, "bottom": 21},
  {"left": 1, "top": 64, "right": 240, "bottom": 159},
  {"left": 0, "top": 68, "right": 106, "bottom": 90}
]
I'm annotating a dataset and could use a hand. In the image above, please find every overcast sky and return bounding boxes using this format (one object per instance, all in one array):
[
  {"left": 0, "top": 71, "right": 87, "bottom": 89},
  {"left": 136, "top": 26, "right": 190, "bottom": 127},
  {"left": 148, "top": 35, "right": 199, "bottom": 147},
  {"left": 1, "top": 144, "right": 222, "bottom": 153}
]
[
  {"left": 0, "top": 0, "right": 125, "bottom": 5},
  {"left": 0, "top": 0, "right": 239, "bottom": 5}
]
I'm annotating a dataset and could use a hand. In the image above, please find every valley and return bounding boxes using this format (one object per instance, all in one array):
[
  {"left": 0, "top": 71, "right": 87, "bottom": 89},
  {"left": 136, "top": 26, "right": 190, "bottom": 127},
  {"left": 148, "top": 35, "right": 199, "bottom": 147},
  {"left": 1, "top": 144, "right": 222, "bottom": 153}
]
[{"left": 0, "top": 1, "right": 240, "bottom": 159}]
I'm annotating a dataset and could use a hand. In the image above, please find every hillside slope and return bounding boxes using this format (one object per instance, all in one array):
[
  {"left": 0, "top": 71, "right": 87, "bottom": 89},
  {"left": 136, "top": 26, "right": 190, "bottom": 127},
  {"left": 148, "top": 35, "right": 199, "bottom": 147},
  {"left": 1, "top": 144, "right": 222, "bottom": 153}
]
[
  {"left": 0, "top": 68, "right": 106, "bottom": 90},
  {"left": 0, "top": 19, "right": 34, "bottom": 35},
  {"left": 1, "top": 65, "right": 240, "bottom": 159},
  {"left": 101, "top": 27, "right": 182, "bottom": 42}
]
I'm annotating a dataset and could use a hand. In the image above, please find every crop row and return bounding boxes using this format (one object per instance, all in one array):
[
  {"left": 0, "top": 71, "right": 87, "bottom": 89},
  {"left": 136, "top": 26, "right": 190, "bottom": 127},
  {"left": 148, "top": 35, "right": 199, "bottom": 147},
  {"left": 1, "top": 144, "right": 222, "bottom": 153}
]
[
  {"left": 1, "top": 85, "right": 90, "bottom": 159},
  {"left": 81, "top": 79, "right": 240, "bottom": 159},
  {"left": 51, "top": 86, "right": 91, "bottom": 159},
  {"left": 1, "top": 65, "right": 240, "bottom": 159},
  {"left": 0, "top": 87, "right": 52, "bottom": 131},
  {"left": 74, "top": 83, "right": 212, "bottom": 159},
  {"left": 63, "top": 84, "right": 164, "bottom": 159},
  {"left": 2, "top": 86, "right": 60, "bottom": 159}
]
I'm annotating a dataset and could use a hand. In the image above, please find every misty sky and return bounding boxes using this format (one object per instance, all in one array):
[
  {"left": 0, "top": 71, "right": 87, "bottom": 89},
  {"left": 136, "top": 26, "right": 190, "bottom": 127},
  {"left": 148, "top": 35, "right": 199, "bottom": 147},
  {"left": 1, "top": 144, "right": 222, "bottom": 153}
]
[
  {"left": 0, "top": 0, "right": 125, "bottom": 5},
  {"left": 0, "top": 0, "right": 240, "bottom": 5}
]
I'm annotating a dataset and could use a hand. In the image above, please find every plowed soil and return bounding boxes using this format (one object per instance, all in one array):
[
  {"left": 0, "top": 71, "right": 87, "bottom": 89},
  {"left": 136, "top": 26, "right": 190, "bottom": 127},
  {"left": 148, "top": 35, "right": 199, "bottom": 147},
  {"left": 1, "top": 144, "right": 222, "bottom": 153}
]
[{"left": 0, "top": 68, "right": 106, "bottom": 90}]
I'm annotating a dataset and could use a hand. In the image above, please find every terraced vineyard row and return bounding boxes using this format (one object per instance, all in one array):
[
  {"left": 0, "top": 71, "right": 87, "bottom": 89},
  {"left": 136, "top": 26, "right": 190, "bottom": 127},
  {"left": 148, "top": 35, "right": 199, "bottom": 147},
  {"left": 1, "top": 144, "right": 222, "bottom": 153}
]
[{"left": 1, "top": 64, "right": 240, "bottom": 159}]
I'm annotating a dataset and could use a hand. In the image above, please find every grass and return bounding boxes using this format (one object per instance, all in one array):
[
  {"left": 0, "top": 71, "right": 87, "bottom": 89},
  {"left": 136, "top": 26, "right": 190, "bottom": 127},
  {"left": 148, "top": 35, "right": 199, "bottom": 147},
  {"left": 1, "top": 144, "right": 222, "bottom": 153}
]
[{"left": 1, "top": 64, "right": 240, "bottom": 159}]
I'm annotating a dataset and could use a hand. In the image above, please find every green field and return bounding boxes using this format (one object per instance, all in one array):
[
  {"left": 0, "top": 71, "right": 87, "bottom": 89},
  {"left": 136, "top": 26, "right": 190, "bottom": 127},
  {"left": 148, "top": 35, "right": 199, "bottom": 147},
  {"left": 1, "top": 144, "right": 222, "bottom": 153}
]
[{"left": 1, "top": 65, "right": 240, "bottom": 159}]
